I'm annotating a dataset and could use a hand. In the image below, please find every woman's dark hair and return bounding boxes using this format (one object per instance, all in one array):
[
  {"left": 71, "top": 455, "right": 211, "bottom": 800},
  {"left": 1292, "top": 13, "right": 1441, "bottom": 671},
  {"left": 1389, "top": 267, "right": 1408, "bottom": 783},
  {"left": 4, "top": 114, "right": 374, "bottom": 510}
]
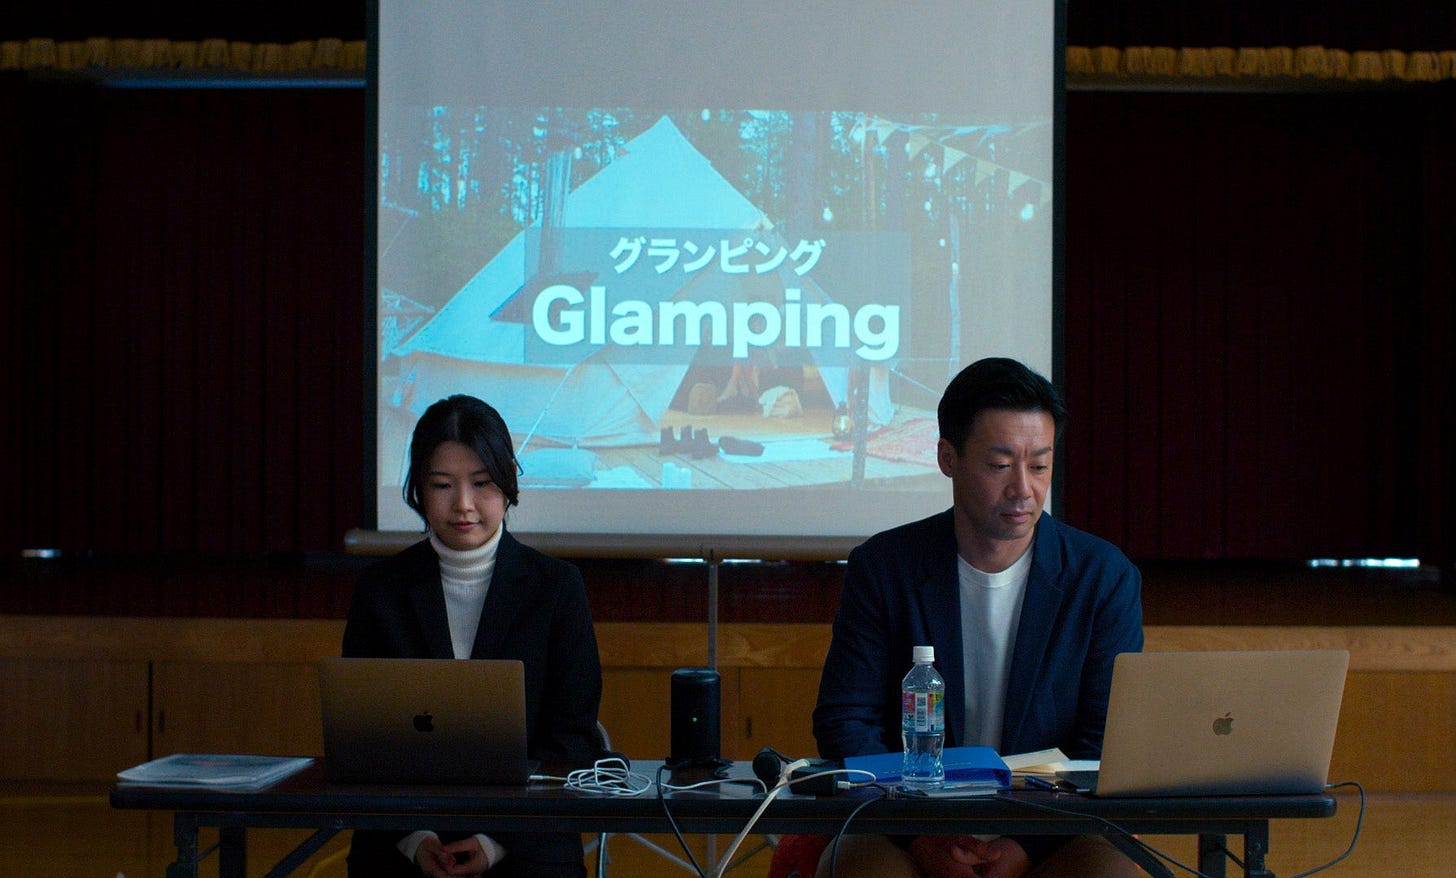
[
  {"left": 403, "top": 395, "right": 520, "bottom": 520},
  {"left": 937, "top": 357, "right": 1068, "bottom": 452}
]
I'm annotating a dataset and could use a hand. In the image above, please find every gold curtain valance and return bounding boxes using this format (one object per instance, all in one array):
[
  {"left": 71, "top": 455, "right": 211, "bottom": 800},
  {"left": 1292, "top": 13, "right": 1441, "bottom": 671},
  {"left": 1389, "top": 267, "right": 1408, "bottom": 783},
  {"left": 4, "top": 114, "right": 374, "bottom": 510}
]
[
  {"left": 2, "top": 38, "right": 1454, "bottom": 84},
  {"left": 1066, "top": 45, "right": 1456, "bottom": 83},
  {"left": 0, "top": 37, "right": 366, "bottom": 74}
]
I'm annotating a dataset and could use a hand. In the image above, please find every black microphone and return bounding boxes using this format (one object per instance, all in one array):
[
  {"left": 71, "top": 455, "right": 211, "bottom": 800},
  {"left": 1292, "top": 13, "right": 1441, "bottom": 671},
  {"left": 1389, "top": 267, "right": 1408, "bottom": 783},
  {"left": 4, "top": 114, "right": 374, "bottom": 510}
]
[
  {"left": 753, "top": 747, "right": 842, "bottom": 795},
  {"left": 752, "top": 746, "right": 790, "bottom": 788}
]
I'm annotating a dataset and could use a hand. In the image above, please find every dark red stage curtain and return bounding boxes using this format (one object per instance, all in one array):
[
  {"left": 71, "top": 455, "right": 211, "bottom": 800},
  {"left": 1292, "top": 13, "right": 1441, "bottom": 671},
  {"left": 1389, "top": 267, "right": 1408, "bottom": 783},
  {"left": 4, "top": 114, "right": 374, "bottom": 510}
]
[
  {"left": 1061, "top": 87, "right": 1454, "bottom": 564},
  {"left": 2, "top": 79, "right": 1450, "bottom": 567},
  {"left": 1, "top": 77, "right": 21, "bottom": 558},
  {"left": 4, "top": 82, "right": 366, "bottom": 556},
  {"left": 1415, "top": 87, "right": 1455, "bottom": 575}
]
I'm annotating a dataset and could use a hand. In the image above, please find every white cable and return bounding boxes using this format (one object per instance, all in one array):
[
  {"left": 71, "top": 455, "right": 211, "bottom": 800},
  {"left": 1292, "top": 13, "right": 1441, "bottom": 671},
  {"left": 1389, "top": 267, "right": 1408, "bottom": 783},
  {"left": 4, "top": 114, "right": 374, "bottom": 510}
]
[
  {"left": 711, "top": 767, "right": 878, "bottom": 878},
  {"left": 712, "top": 777, "right": 793, "bottom": 878},
  {"left": 833, "top": 768, "right": 879, "bottom": 788},
  {"left": 659, "top": 776, "right": 768, "bottom": 795},
  {"left": 562, "top": 757, "right": 654, "bottom": 797}
]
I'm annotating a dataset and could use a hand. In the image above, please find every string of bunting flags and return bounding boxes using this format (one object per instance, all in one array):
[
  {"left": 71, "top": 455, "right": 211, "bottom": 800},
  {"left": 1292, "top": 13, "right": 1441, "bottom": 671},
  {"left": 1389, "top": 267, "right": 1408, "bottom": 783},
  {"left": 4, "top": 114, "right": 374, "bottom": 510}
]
[{"left": 851, "top": 115, "right": 1053, "bottom": 207}]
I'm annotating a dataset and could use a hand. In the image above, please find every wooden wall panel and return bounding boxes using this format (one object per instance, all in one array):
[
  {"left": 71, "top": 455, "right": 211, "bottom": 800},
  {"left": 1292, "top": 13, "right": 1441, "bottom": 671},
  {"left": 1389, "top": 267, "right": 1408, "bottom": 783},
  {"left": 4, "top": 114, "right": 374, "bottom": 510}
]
[
  {"left": 1329, "top": 671, "right": 1456, "bottom": 791},
  {"left": 0, "top": 659, "right": 148, "bottom": 781},
  {"left": 152, "top": 660, "right": 324, "bottom": 759},
  {"left": 736, "top": 667, "right": 821, "bottom": 760},
  {"left": 2, "top": 617, "right": 1453, "bottom": 788}
]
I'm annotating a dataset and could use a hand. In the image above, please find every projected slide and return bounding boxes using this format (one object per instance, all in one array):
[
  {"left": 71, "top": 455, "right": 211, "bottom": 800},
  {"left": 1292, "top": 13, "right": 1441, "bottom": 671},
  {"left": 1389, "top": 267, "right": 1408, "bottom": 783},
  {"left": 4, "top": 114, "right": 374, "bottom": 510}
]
[{"left": 372, "top": 3, "right": 1056, "bottom": 549}]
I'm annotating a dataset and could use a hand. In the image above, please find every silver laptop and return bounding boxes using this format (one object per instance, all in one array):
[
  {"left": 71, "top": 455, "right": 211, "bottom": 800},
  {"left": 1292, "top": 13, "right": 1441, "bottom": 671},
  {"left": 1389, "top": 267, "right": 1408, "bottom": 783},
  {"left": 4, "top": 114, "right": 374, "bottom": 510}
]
[
  {"left": 1059, "top": 649, "right": 1348, "bottom": 797},
  {"left": 319, "top": 657, "right": 536, "bottom": 785}
]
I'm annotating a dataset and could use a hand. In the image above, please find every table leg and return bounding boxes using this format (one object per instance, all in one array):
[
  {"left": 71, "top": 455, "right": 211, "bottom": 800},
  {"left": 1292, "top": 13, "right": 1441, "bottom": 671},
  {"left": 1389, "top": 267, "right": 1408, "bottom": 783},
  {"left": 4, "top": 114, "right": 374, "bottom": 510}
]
[
  {"left": 219, "top": 825, "right": 247, "bottom": 878},
  {"left": 265, "top": 828, "right": 341, "bottom": 878},
  {"left": 1105, "top": 832, "right": 1173, "bottom": 878},
  {"left": 1243, "top": 825, "right": 1274, "bottom": 878},
  {"left": 1198, "top": 834, "right": 1227, "bottom": 878},
  {"left": 166, "top": 814, "right": 200, "bottom": 878}
]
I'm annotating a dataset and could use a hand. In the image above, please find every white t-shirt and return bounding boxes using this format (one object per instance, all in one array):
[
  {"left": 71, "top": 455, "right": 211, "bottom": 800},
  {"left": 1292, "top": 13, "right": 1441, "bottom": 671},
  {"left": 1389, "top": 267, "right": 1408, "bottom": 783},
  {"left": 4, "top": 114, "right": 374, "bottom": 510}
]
[{"left": 958, "top": 545, "right": 1032, "bottom": 751}]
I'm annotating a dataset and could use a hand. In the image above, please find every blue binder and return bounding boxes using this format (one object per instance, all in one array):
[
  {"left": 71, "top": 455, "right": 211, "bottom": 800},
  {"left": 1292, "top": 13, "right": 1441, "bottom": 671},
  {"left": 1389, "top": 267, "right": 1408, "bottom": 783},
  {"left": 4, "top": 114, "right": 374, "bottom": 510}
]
[{"left": 842, "top": 745, "right": 1011, "bottom": 787}]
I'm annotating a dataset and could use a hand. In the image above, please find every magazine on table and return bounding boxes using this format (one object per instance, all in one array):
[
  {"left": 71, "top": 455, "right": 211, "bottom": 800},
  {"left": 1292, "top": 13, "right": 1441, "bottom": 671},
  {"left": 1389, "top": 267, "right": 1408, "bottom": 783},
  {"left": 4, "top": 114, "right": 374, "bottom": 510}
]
[{"left": 117, "top": 753, "right": 314, "bottom": 790}]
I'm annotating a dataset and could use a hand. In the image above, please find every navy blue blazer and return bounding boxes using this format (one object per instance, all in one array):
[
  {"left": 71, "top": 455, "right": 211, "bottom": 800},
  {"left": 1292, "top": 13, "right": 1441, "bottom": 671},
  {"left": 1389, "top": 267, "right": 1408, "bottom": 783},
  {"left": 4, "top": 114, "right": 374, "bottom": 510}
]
[
  {"left": 814, "top": 510, "right": 1143, "bottom": 762},
  {"left": 342, "top": 530, "right": 601, "bottom": 876}
]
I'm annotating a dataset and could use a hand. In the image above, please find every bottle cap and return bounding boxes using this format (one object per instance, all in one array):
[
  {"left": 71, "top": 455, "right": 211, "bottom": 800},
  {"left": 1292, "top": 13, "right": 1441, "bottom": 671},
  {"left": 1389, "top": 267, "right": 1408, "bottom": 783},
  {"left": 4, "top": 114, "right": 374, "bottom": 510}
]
[{"left": 912, "top": 645, "right": 935, "bottom": 664}]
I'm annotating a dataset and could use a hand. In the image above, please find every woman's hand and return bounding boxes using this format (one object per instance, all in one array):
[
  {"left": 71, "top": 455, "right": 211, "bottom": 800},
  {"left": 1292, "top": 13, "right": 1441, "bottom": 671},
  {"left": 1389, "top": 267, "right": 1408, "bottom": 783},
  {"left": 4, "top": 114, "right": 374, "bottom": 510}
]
[{"left": 414, "top": 836, "right": 491, "bottom": 876}]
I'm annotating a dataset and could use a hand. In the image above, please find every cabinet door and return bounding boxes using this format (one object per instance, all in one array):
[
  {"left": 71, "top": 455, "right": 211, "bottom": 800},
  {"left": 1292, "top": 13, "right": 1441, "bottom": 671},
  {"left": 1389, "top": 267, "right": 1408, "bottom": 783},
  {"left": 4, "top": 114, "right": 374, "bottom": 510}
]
[
  {"left": 0, "top": 658, "right": 149, "bottom": 780},
  {"left": 1331, "top": 670, "right": 1456, "bottom": 792},
  {"left": 598, "top": 667, "right": 673, "bottom": 762},
  {"left": 736, "top": 667, "right": 822, "bottom": 761},
  {"left": 152, "top": 661, "right": 324, "bottom": 757}
]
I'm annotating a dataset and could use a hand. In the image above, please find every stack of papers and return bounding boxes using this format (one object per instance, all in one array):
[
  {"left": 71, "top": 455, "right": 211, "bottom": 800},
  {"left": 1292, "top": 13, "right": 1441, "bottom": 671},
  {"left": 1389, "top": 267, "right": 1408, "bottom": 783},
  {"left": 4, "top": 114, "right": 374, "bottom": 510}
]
[
  {"left": 1002, "top": 748, "right": 1099, "bottom": 778},
  {"left": 117, "top": 753, "right": 314, "bottom": 791}
]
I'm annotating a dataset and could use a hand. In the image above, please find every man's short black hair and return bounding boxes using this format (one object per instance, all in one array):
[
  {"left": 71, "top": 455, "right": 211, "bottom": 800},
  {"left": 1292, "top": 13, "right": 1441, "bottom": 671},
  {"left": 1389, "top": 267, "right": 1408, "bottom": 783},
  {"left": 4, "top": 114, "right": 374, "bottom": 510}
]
[{"left": 937, "top": 357, "right": 1068, "bottom": 452}]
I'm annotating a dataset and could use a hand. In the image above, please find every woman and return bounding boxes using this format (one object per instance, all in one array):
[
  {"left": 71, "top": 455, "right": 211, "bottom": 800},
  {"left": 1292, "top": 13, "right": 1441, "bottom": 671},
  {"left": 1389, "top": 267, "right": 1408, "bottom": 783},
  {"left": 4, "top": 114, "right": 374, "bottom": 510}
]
[{"left": 343, "top": 395, "right": 602, "bottom": 878}]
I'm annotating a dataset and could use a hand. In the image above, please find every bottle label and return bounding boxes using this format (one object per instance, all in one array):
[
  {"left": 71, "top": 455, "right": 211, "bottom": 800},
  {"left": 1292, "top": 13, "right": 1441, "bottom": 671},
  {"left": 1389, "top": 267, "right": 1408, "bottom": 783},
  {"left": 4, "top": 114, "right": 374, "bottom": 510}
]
[{"left": 903, "top": 690, "right": 943, "bottom": 733}]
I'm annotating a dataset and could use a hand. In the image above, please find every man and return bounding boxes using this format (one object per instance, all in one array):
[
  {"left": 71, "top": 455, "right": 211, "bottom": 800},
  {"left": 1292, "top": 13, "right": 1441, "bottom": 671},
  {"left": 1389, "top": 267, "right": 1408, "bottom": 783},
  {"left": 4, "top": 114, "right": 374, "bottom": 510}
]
[{"left": 813, "top": 357, "right": 1144, "bottom": 878}]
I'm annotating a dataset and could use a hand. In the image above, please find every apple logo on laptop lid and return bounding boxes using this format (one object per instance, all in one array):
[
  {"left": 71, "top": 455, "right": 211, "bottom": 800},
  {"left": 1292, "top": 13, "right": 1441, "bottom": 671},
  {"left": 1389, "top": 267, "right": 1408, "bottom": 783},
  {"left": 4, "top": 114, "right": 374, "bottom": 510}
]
[{"left": 1212, "top": 712, "right": 1233, "bottom": 736}]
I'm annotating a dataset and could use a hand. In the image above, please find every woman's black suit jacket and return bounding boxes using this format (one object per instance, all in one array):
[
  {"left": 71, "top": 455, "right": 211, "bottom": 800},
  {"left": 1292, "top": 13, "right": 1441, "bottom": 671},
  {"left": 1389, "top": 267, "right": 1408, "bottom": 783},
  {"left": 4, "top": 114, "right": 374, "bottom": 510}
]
[{"left": 341, "top": 531, "right": 602, "bottom": 877}]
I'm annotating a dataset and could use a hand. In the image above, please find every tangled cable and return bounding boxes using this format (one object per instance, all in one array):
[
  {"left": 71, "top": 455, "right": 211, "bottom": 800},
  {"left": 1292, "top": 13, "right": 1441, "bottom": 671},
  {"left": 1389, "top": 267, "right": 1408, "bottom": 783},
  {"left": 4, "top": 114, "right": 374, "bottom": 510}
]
[{"left": 562, "top": 756, "right": 654, "bottom": 797}]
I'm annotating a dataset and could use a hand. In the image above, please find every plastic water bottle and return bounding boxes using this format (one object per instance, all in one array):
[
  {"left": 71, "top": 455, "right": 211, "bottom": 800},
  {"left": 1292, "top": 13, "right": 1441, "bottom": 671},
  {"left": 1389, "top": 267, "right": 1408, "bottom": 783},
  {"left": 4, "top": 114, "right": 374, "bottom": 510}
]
[{"left": 901, "top": 644, "right": 945, "bottom": 790}]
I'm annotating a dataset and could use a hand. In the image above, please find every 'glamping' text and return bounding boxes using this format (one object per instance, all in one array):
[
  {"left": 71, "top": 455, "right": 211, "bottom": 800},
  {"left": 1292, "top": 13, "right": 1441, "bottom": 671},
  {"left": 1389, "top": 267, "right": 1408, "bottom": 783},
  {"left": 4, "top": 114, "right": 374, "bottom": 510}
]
[{"left": 531, "top": 284, "right": 900, "bottom": 362}]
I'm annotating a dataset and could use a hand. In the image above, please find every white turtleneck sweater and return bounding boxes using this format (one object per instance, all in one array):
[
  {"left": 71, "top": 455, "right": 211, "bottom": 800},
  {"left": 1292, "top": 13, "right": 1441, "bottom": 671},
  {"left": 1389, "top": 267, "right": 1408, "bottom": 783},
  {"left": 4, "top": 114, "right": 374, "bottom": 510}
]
[
  {"left": 399, "top": 526, "right": 507, "bottom": 869},
  {"left": 430, "top": 526, "right": 501, "bottom": 659}
]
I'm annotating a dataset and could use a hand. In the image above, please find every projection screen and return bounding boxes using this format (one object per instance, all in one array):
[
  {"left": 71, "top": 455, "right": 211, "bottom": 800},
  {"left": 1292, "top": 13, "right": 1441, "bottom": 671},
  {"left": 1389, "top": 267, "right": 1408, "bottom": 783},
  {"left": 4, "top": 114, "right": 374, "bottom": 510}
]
[{"left": 367, "top": 0, "right": 1061, "bottom": 558}]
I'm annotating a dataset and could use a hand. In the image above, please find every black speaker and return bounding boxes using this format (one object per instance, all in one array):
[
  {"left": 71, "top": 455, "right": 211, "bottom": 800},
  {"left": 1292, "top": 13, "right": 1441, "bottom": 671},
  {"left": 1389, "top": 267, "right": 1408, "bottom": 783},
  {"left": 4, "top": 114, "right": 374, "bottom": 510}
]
[{"left": 668, "top": 667, "right": 721, "bottom": 767}]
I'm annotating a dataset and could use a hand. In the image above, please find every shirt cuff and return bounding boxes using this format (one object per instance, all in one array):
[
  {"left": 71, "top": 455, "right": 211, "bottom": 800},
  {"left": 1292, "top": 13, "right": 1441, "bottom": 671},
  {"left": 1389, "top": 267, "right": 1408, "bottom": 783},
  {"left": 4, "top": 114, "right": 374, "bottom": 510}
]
[
  {"left": 398, "top": 830, "right": 437, "bottom": 863},
  {"left": 476, "top": 834, "right": 506, "bottom": 868},
  {"left": 396, "top": 830, "right": 504, "bottom": 869}
]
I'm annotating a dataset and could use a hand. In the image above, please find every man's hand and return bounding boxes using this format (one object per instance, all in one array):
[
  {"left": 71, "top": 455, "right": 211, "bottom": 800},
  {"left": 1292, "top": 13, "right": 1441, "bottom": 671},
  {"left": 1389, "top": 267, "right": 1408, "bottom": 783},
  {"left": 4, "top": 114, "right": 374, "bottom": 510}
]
[
  {"left": 414, "top": 836, "right": 491, "bottom": 877},
  {"left": 909, "top": 834, "right": 1030, "bottom": 878}
]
